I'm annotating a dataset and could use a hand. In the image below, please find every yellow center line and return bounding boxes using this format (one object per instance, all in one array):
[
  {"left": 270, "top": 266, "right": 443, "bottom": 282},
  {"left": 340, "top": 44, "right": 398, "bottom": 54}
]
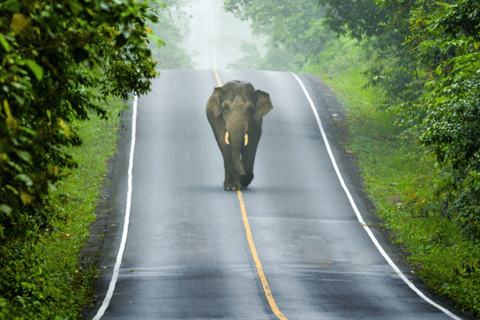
[
  {"left": 212, "top": 69, "right": 288, "bottom": 320},
  {"left": 213, "top": 69, "right": 222, "bottom": 86},
  {"left": 237, "top": 190, "right": 288, "bottom": 320}
]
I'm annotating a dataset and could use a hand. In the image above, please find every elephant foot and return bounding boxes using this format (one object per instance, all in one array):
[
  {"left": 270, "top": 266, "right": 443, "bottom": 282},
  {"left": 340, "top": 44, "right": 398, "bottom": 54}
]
[
  {"left": 225, "top": 185, "right": 242, "bottom": 191},
  {"left": 240, "top": 173, "right": 254, "bottom": 187},
  {"left": 224, "top": 177, "right": 242, "bottom": 191}
]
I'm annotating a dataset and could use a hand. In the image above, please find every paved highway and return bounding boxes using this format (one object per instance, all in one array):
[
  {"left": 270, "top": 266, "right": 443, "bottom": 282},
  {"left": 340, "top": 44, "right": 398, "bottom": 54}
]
[{"left": 83, "top": 69, "right": 470, "bottom": 319}]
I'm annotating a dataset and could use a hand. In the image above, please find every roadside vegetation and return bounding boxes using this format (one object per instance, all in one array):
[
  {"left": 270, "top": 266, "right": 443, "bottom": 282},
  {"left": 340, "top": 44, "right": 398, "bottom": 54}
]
[
  {"left": 226, "top": 0, "right": 480, "bottom": 316},
  {"left": 0, "top": 0, "right": 192, "bottom": 318},
  {"left": 148, "top": 0, "right": 193, "bottom": 70},
  {"left": 0, "top": 96, "right": 127, "bottom": 319}
]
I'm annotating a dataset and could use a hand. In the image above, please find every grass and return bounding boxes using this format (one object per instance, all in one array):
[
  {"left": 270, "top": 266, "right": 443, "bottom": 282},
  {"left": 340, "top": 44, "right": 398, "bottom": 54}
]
[
  {"left": 302, "top": 37, "right": 480, "bottom": 317},
  {"left": 0, "top": 96, "right": 128, "bottom": 319},
  {"left": 46, "top": 96, "right": 128, "bottom": 317}
]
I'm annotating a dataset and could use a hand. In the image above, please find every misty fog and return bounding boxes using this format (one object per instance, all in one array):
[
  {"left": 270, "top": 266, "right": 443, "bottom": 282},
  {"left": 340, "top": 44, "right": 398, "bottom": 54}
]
[{"left": 179, "top": 0, "right": 267, "bottom": 69}]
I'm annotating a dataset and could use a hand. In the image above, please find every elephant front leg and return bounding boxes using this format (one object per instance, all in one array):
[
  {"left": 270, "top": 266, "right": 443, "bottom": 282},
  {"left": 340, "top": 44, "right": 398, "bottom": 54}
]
[
  {"left": 223, "top": 155, "right": 242, "bottom": 191},
  {"left": 240, "top": 145, "right": 258, "bottom": 187},
  {"left": 241, "top": 125, "right": 262, "bottom": 187},
  {"left": 224, "top": 170, "right": 242, "bottom": 191}
]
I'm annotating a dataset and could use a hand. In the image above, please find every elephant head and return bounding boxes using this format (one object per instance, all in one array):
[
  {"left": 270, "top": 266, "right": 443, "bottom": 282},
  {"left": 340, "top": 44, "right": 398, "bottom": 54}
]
[{"left": 206, "top": 80, "right": 273, "bottom": 190}]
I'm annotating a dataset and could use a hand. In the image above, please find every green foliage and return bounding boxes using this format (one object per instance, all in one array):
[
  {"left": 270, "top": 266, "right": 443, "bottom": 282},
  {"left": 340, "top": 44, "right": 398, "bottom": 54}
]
[
  {"left": 224, "top": 0, "right": 334, "bottom": 70},
  {"left": 226, "top": 39, "right": 301, "bottom": 71},
  {"left": 147, "top": 0, "right": 194, "bottom": 69},
  {"left": 0, "top": 0, "right": 160, "bottom": 316},
  {"left": 406, "top": 0, "right": 480, "bottom": 166},
  {"left": 317, "top": 0, "right": 480, "bottom": 239},
  {"left": 0, "top": 0, "right": 158, "bottom": 242},
  {"left": 225, "top": 0, "right": 326, "bottom": 56},
  {"left": 0, "top": 96, "right": 126, "bottom": 318},
  {"left": 391, "top": 0, "right": 480, "bottom": 237},
  {"left": 303, "top": 39, "right": 480, "bottom": 316},
  {"left": 317, "top": 0, "right": 424, "bottom": 111},
  {"left": 226, "top": 41, "right": 262, "bottom": 70},
  {"left": 318, "top": 0, "right": 390, "bottom": 40}
]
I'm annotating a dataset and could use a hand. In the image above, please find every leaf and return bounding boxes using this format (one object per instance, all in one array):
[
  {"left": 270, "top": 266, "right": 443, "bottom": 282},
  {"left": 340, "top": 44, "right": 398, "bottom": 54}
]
[
  {"left": 24, "top": 60, "right": 43, "bottom": 81},
  {"left": 129, "top": 33, "right": 142, "bottom": 45},
  {"left": 18, "top": 125, "right": 36, "bottom": 137},
  {"left": 3, "top": 99, "right": 17, "bottom": 129},
  {"left": 58, "top": 118, "right": 71, "bottom": 137},
  {"left": 19, "top": 189, "right": 33, "bottom": 205},
  {"left": 67, "top": 1, "right": 84, "bottom": 15},
  {"left": 15, "top": 173, "right": 33, "bottom": 187},
  {"left": 99, "top": 1, "right": 111, "bottom": 12},
  {"left": 0, "top": 33, "right": 11, "bottom": 52},
  {"left": 6, "top": 185, "right": 18, "bottom": 195},
  {"left": 10, "top": 13, "right": 30, "bottom": 35},
  {"left": 11, "top": 92, "right": 25, "bottom": 106},
  {"left": 48, "top": 181, "right": 57, "bottom": 192},
  {"left": 0, "top": 0, "right": 22, "bottom": 12},
  {"left": 15, "top": 150, "right": 32, "bottom": 164},
  {"left": 147, "top": 32, "right": 165, "bottom": 47},
  {"left": 0, "top": 204, "right": 12, "bottom": 217}
]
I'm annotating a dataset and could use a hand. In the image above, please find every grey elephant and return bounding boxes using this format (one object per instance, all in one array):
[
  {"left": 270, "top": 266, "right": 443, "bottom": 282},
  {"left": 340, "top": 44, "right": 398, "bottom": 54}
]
[{"left": 206, "top": 80, "right": 273, "bottom": 191}]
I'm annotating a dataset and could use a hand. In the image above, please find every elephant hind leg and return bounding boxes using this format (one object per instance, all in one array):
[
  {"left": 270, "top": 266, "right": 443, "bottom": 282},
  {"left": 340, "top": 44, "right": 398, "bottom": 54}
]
[{"left": 240, "top": 173, "right": 254, "bottom": 187}]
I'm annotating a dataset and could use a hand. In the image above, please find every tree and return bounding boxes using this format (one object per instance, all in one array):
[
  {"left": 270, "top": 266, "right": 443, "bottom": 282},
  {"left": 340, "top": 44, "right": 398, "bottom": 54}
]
[
  {"left": 400, "top": 0, "right": 480, "bottom": 168},
  {"left": 0, "top": 0, "right": 160, "bottom": 314},
  {"left": 224, "top": 0, "right": 331, "bottom": 68},
  {"left": 317, "top": 0, "right": 423, "bottom": 107},
  {"left": 391, "top": 0, "right": 480, "bottom": 236},
  {"left": 147, "top": 0, "right": 194, "bottom": 69},
  {"left": 318, "top": 0, "right": 390, "bottom": 40}
]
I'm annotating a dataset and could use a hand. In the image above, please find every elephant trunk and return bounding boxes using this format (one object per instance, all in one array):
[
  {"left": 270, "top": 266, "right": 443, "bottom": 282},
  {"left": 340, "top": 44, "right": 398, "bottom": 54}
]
[
  {"left": 233, "top": 155, "right": 245, "bottom": 176},
  {"left": 229, "top": 134, "right": 246, "bottom": 176},
  {"left": 226, "top": 113, "right": 248, "bottom": 177}
]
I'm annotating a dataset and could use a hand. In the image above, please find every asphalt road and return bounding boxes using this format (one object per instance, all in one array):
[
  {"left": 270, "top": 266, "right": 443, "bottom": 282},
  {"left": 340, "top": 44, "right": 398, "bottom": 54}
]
[{"left": 83, "top": 69, "right": 471, "bottom": 320}]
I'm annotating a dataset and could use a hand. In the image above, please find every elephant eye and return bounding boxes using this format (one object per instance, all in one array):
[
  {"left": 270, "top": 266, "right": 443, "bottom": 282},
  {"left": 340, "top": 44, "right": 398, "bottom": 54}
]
[
  {"left": 225, "top": 132, "right": 230, "bottom": 145},
  {"left": 245, "top": 134, "right": 248, "bottom": 146}
]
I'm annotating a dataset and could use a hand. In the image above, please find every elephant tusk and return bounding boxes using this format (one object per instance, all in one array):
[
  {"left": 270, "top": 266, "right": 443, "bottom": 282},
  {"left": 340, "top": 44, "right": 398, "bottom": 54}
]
[
  {"left": 225, "top": 132, "right": 230, "bottom": 145},
  {"left": 245, "top": 134, "right": 248, "bottom": 146}
]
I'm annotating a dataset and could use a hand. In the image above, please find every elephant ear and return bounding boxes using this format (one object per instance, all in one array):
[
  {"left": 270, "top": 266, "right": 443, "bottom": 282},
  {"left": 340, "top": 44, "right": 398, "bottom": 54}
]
[
  {"left": 208, "top": 87, "right": 223, "bottom": 117},
  {"left": 254, "top": 90, "right": 273, "bottom": 120}
]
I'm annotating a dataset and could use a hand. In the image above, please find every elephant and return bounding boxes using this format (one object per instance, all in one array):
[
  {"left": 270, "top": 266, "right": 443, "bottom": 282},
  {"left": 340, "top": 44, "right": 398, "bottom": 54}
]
[{"left": 206, "top": 80, "right": 273, "bottom": 191}]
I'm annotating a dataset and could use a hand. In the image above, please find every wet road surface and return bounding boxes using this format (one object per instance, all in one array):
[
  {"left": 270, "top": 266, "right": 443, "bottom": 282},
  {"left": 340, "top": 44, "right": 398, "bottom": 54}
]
[{"left": 83, "top": 69, "right": 470, "bottom": 320}]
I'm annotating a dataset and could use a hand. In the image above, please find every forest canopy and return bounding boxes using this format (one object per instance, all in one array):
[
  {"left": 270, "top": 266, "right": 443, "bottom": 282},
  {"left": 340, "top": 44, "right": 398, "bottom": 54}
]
[{"left": 0, "top": 0, "right": 160, "bottom": 242}]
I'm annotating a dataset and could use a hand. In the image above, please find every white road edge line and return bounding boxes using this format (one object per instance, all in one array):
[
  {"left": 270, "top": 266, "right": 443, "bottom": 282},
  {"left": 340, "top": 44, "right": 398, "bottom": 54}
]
[
  {"left": 92, "top": 94, "right": 138, "bottom": 320},
  {"left": 290, "top": 73, "right": 463, "bottom": 320}
]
